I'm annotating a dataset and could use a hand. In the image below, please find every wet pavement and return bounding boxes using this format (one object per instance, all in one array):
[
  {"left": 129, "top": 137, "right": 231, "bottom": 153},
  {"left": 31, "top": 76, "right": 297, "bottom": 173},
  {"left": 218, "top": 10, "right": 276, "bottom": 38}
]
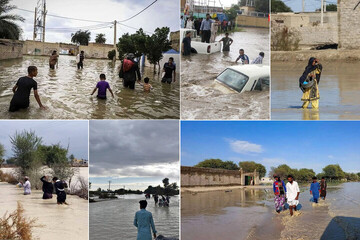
[{"left": 181, "top": 28, "right": 270, "bottom": 120}]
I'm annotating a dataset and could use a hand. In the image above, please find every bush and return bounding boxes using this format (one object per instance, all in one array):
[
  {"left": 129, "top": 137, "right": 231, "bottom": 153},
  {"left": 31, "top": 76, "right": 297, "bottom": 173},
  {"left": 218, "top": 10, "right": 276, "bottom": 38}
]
[
  {"left": 271, "top": 25, "right": 301, "bottom": 51},
  {"left": 108, "top": 49, "right": 116, "bottom": 60},
  {"left": 0, "top": 202, "right": 40, "bottom": 240},
  {"left": 69, "top": 176, "right": 88, "bottom": 200},
  {"left": 0, "top": 170, "right": 18, "bottom": 184}
]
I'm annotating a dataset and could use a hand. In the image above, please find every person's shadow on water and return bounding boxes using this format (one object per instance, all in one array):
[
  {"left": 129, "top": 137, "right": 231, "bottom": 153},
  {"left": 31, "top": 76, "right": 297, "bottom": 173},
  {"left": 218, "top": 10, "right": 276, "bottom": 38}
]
[{"left": 320, "top": 216, "right": 360, "bottom": 240}]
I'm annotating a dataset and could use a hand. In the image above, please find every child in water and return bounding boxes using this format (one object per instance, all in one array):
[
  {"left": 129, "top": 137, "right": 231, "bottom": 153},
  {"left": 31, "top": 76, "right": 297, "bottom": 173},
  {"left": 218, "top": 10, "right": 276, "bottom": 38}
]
[
  {"left": 142, "top": 77, "right": 153, "bottom": 92},
  {"left": 310, "top": 176, "right": 320, "bottom": 203},
  {"left": 91, "top": 73, "right": 114, "bottom": 99}
]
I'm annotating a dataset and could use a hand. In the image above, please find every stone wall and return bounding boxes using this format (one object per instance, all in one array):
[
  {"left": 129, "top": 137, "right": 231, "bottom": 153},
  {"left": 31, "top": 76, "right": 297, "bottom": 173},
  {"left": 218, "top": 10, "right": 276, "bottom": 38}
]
[
  {"left": 236, "top": 15, "right": 269, "bottom": 28},
  {"left": 79, "top": 43, "right": 115, "bottom": 59},
  {"left": 272, "top": 12, "right": 338, "bottom": 49},
  {"left": 338, "top": 0, "right": 360, "bottom": 49},
  {"left": 181, "top": 166, "right": 259, "bottom": 187},
  {"left": 23, "top": 40, "right": 60, "bottom": 56},
  {"left": 170, "top": 31, "right": 180, "bottom": 52},
  {"left": 0, "top": 39, "right": 23, "bottom": 60}
]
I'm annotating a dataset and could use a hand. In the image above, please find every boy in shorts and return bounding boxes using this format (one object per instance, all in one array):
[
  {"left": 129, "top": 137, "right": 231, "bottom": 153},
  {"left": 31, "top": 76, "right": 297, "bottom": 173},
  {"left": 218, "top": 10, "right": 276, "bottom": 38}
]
[{"left": 91, "top": 74, "right": 114, "bottom": 99}]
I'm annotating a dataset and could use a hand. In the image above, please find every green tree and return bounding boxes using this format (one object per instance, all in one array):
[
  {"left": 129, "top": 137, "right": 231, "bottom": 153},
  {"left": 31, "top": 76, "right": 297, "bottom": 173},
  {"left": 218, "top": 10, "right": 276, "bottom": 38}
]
[
  {"left": 322, "top": 164, "right": 345, "bottom": 180},
  {"left": 6, "top": 157, "right": 16, "bottom": 165},
  {"left": 195, "top": 158, "right": 239, "bottom": 170},
  {"left": 69, "top": 154, "right": 75, "bottom": 163},
  {"left": 108, "top": 49, "right": 116, "bottom": 60},
  {"left": 271, "top": 0, "right": 292, "bottom": 13},
  {"left": 239, "top": 161, "right": 266, "bottom": 178},
  {"left": 0, "top": 143, "right": 5, "bottom": 167},
  {"left": 117, "top": 28, "right": 147, "bottom": 60},
  {"left": 297, "top": 168, "right": 316, "bottom": 182},
  {"left": 95, "top": 33, "right": 106, "bottom": 44},
  {"left": 162, "top": 178, "right": 169, "bottom": 188},
  {"left": 37, "top": 144, "right": 68, "bottom": 166},
  {"left": 0, "top": 0, "right": 24, "bottom": 40},
  {"left": 317, "top": 4, "right": 337, "bottom": 12},
  {"left": 71, "top": 30, "right": 91, "bottom": 46},
  {"left": 146, "top": 27, "right": 172, "bottom": 73},
  {"left": 269, "top": 164, "right": 294, "bottom": 180},
  {"left": 10, "top": 130, "right": 42, "bottom": 174},
  {"left": 224, "top": 4, "right": 240, "bottom": 21},
  {"left": 255, "top": 0, "right": 269, "bottom": 13}
]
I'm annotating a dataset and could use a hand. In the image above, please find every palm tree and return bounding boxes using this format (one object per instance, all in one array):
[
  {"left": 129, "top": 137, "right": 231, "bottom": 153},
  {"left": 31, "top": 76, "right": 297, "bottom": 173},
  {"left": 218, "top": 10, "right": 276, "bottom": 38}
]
[
  {"left": 95, "top": 33, "right": 106, "bottom": 44},
  {"left": 71, "top": 30, "right": 91, "bottom": 45},
  {"left": 0, "top": 0, "right": 24, "bottom": 40}
]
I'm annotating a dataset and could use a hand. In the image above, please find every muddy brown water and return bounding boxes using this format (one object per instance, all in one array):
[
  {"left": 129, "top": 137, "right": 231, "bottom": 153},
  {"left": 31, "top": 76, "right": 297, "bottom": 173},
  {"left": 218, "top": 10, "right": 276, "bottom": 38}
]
[
  {"left": 181, "top": 28, "right": 270, "bottom": 120},
  {"left": 181, "top": 183, "right": 360, "bottom": 240},
  {"left": 271, "top": 62, "right": 360, "bottom": 120},
  {"left": 0, "top": 55, "right": 179, "bottom": 119}
]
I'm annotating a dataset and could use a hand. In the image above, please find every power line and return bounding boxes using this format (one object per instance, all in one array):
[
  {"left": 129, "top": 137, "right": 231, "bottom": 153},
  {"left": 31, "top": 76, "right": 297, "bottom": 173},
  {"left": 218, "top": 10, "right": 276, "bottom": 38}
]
[
  {"left": 15, "top": 7, "right": 112, "bottom": 24},
  {"left": 117, "top": 0, "right": 158, "bottom": 23}
]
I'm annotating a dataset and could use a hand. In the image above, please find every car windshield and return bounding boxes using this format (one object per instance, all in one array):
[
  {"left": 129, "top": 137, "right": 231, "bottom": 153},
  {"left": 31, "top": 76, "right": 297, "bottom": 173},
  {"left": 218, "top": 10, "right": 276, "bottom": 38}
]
[{"left": 216, "top": 68, "right": 249, "bottom": 92}]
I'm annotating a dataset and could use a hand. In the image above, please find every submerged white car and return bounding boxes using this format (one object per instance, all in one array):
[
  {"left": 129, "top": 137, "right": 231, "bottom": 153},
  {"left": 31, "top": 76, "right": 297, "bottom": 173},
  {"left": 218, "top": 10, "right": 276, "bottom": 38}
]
[
  {"left": 181, "top": 29, "right": 221, "bottom": 54},
  {"left": 213, "top": 65, "right": 270, "bottom": 94}
]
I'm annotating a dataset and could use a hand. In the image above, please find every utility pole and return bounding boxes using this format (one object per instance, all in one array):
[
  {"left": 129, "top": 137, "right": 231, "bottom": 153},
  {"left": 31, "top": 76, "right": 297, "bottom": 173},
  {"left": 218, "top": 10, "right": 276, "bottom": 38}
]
[
  {"left": 302, "top": 0, "right": 305, "bottom": 13},
  {"left": 42, "top": 1, "right": 47, "bottom": 42},
  {"left": 113, "top": 20, "right": 117, "bottom": 62},
  {"left": 33, "top": 7, "right": 37, "bottom": 40},
  {"left": 321, "top": 0, "right": 324, "bottom": 26},
  {"left": 108, "top": 180, "right": 111, "bottom": 192},
  {"left": 324, "top": 0, "right": 326, "bottom": 13}
]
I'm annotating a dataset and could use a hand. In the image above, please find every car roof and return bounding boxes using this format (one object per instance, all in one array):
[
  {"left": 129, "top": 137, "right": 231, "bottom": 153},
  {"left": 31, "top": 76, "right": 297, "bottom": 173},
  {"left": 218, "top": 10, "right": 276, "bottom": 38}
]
[{"left": 226, "top": 65, "right": 270, "bottom": 78}]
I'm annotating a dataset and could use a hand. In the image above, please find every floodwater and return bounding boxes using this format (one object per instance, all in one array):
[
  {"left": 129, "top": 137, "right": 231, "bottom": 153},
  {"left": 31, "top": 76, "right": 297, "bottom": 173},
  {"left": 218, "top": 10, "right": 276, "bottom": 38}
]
[
  {"left": 90, "top": 194, "right": 179, "bottom": 240},
  {"left": 0, "top": 182, "right": 89, "bottom": 240},
  {"left": 181, "top": 183, "right": 360, "bottom": 240},
  {"left": 181, "top": 28, "right": 270, "bottom": 120},
  {"left": 0, "top": 55, "right": 179, "bottom": 119},
  {"left": 271, "top": 62, "right": 360, "bottom": 120}
]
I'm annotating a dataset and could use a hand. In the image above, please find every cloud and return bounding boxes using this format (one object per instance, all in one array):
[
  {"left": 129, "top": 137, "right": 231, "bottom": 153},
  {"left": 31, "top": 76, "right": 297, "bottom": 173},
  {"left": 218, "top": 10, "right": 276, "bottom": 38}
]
[
  {"left": 262, "top": 158, "right": 286, "bottom": 165},
  {"left": 89, "top": 120, "right": 179, "bottom": 178},
  {"left": 328, "top": 155, "right": 334, "bottom": 159},
  {"left": 227, "top": 139, "right": 263, "bottom": 154}
]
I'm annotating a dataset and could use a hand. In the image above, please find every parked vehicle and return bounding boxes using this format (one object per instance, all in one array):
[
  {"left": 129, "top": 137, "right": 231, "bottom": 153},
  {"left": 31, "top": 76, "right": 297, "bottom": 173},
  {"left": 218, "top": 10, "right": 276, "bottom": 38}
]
[{"left": 181, "top": 29, "right": 221, "bottom": 54}]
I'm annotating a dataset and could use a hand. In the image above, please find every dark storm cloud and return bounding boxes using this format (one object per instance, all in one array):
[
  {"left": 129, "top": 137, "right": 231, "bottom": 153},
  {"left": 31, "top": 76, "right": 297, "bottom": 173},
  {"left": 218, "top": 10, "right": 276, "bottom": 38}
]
[{"left": 89, "top": 120, "right": 179, "bottom": 175}]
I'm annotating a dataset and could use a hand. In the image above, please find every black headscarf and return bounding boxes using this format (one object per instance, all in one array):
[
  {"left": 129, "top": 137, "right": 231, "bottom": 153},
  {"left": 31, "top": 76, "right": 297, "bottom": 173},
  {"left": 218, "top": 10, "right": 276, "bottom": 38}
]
[{"left": 299, "top": 57, "right": 316, "bottom": 85}]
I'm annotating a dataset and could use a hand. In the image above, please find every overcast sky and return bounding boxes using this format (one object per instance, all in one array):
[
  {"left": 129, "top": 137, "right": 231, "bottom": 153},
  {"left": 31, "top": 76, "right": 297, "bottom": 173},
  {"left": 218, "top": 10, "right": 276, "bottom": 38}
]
[
  {"left": 11, "top": 0, "right": 179, "bottom": 44},
  {"left": 89, "top": 120, "right": 179, "bottom": 191},
  {"left": 0, "top": 120, "right": 88, "bottom": 159}
]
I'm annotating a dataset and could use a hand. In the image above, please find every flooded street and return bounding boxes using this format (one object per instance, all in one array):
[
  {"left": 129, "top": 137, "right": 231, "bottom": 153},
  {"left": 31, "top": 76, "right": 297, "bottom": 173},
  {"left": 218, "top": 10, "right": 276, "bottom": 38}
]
[
  {"left": 90, "top": 194, "right": 179, "bottom": 239},
  {"left": 271, "top": 62, "right": 360, "bottom": 120},
  {"left": 181, "top": 28, "right": 270, "bottom": 120},
  {"left": 0, "top": 182, "right": 89, "bottom": 240},
  {"left": 0, "top": 55, "right": 179, "bottom": 119},
  {"left": 181, "top": 183, "right": 360, "bottom": 240}
]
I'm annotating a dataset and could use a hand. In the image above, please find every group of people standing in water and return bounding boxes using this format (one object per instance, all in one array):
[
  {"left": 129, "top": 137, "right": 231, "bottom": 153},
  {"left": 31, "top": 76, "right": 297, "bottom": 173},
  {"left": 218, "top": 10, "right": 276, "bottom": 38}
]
[
  {"left": 19, "top": 175, "right": 68, "bottom": 205},
  {"left": 273, "top": 175, "right": 327, "bottom": 216},
  {"left": 7, "top": 52, "right": 176, "bottom": 112}
]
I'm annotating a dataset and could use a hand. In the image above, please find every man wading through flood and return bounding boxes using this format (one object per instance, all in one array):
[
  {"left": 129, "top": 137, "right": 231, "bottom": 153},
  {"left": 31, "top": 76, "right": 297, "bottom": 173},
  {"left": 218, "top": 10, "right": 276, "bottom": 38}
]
[
  {"left": 299, "top": 57, "right": 322, "bottom": 109},
  {"left": 119, "top": 53, "right": 142, "bottom": 89}
]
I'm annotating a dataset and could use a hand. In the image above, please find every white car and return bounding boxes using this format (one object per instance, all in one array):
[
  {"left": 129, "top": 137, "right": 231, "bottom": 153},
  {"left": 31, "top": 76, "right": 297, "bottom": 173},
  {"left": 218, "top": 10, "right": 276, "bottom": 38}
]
[
  {"left": 213, "top": 65, "right": 270, "bottom": 94},
  {"left": 181, "top": 29, "right": 221, "bottom": 54}
]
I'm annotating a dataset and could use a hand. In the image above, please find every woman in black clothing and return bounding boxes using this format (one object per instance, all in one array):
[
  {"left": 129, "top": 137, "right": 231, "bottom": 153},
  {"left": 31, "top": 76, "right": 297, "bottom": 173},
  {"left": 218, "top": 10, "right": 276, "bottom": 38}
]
[
  {"left": 52, "top": 177, "right": 67, "bottom": 204},
  {"left": 40, "top": 176, "right": 54, "bottom": 199}
]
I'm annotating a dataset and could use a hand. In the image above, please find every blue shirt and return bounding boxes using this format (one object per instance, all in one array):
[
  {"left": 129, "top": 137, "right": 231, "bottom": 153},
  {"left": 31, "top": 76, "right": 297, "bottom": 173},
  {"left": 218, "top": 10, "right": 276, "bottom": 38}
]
[
  {"left": 200, "top": 19, "right": 213, "bottom": 31},
  {"left": 310, "top": 182, "right": 320, "bottom": 198},
  {"left": 134, "top": 209, "right": 157, "bottom": 240},
  {"left": 238, "top": 54, "right": 250, "bottom": 64}
]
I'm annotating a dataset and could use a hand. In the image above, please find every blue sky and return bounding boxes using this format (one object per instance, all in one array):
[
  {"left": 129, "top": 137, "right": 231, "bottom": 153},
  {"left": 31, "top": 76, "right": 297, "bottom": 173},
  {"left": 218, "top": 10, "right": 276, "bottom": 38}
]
[
  {"left": 0, "top": 120, "right": 88, "bottom": 160},
  {"left": 280, "top": 0, "right": 337, "bottom": 12},
  {"left": 181, "top": 121, "right": 360, "bottom": 175}
]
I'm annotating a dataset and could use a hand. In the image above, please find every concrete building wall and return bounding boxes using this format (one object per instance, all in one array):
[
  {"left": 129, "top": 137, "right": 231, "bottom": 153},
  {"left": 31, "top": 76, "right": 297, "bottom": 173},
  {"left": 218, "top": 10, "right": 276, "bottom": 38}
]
[
  {"left": 272, "top": 12, "right": 338, "bottom": 48},
  {"left": 23, "top": 40, "right": 59, "bottom": 56},
  {"left": 181, "top": 166, "right": 259, "bottom": 187},
  {"left": 0, "top": 39, "right": 23, "bottom": 60},
  {"left": 236, "top": 15, "right": 269, "bottom": 28},
  {"left": 338, "top": 0, "right": 360, "bottom": 49},
  {"left": 79, "top": 43, "right": 115, "bottom": 59}
]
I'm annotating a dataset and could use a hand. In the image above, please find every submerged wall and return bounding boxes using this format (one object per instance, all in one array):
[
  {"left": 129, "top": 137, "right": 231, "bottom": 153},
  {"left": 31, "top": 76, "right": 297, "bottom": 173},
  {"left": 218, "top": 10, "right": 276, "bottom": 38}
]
[
  {"left": 236, "top": 15, "right": 269, "bottom": 28},
  {"left": 0, "top": 39, "right": 23, "bottom": 60},
  {"left": 79, "top": 43, "right": 115, "bottom": 59}
]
